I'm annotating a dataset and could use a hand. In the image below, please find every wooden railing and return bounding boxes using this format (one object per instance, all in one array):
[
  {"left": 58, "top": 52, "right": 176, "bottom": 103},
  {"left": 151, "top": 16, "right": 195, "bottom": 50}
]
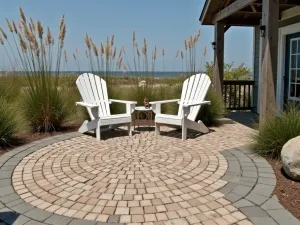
[{"left": 223, "top": 80, "right": 254, "bottom": 110}]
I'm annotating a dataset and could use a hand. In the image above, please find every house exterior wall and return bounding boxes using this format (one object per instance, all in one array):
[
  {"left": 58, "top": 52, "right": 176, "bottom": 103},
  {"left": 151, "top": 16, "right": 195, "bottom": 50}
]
[
  {"left": 276, "top": 8, "right": 300, "bottom": 111},
  {"left": 254, "top": 7, "right": 300, "bottom": 113}
]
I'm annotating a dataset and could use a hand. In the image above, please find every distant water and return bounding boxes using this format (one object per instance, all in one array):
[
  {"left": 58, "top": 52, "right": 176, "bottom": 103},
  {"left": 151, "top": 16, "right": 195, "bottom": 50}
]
[
  {"left": 60, "top": 71, "right": 202, "bottom": 78},
  {"left": 0, "top": 71, "right": 204, "bottom": 78}
]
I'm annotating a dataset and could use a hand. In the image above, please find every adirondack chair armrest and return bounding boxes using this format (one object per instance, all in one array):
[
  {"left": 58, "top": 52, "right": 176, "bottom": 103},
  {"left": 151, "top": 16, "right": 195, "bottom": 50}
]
[
  {"left": 149, "top": 99, "right": 180, "bottom": 104},
  {"left": 109, "top": 99, "right": 137, "bottom": 104},
  {"left": 182, "top": 101, "right": 211, "bottom": 108},
  {"left": 109, "top": 99, "right": 136, "bottom": 114},
  {"left": 150, "top": 99, "right": 179, "bottom": 114},
  {"left": 76, "top": 102, "right": 99, "bottom": 108}
]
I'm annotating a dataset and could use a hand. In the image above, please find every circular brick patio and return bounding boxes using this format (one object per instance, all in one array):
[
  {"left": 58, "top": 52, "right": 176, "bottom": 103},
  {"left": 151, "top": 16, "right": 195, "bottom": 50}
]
[
  {"left": 12, "top": 127, "right": 251, "bottom": 224},
  {"left": 0, "top": 123, "right": 299, "bottom": 225}
]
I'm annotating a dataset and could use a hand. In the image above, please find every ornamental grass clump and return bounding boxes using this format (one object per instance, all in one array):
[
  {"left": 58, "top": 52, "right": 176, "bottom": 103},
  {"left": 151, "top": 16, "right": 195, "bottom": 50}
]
[
  {"left": 252, "top": 102, "right": 300, "bottom": 159},
  {"left": 197, "top": 88, "right": 226, "bottom": 126},
  {"left": 0, "top": 98, "right": 19, "bottom": 147},
  {"left": 0, "top": 8, "right": 69, "bottom": 132},
  {"left": 80, "top": 33, "right": 125, "bottom": 114}
]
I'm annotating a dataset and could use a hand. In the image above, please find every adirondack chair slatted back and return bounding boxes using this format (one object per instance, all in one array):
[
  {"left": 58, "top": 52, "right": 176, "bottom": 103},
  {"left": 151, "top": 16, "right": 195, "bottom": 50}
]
[
  {"left": 76, "top": 73, "right": 110, "bottom": 119},
  {"left": 178, "top": 74, "right": 211, "bottom": 121}
]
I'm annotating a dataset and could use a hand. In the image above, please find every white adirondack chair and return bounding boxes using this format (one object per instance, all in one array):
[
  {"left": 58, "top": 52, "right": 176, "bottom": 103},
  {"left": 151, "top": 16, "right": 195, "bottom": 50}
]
[
  {"left": 150, "top": 73, "right": 211, "bottom": 140},
  {"left": 75, "top": 73, "right": 137, "bottom": 140}
]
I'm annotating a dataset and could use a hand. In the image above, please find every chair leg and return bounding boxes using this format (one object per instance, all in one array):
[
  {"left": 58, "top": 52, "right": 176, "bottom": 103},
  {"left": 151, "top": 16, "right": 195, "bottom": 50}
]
[
  {"left": 155, "top": 123, "right": 160, "bottom": 136},
  {"left": 96, "top": 127, "right": 101, "bottom": 140},
  {"left": 182, "top": 123, "right": 187, "bottom": 141},
  {"left": 128, "top": 123, "right": 132, "bottom": 136},
  {"left": 96, "top": 120, "right": 101, "bottom": 140}
]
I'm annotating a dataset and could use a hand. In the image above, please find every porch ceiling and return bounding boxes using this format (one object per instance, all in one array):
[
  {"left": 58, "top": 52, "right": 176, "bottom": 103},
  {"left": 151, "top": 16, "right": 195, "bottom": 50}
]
[{"left": 200, "top": 0, "right": 300, "bottom": 26}]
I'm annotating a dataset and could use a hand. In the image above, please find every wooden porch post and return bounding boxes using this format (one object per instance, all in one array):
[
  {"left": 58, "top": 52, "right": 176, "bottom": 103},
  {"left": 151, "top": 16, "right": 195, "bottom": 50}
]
[
  {"left": 213, "top": 22, "right": 225, "bottom": 95},
  {"left": 259, "top": 0, "right": 279, "bottom": 126}
]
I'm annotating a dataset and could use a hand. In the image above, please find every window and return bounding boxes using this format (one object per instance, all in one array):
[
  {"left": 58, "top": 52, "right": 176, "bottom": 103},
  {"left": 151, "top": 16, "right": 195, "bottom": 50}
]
[{"left": 289, "top": 38, "right": 300, "bottom": 101}]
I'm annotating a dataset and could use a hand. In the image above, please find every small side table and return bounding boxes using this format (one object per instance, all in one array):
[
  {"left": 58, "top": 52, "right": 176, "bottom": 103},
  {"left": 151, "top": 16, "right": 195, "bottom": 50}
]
[{"left": 133, "top": 106, "right": 153, "bottom": 129}]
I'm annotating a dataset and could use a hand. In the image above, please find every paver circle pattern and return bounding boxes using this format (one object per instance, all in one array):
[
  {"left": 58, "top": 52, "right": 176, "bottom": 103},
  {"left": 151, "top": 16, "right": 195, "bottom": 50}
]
[{"left": 12, "top": 126, "right": 254, "bottom": 224}]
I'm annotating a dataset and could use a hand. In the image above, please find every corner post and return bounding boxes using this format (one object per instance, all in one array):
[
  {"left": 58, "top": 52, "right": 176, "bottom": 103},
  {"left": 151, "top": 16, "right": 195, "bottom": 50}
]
[
  {"left": 259, "top": 0, "right": 279, "bottom": 126},
  {"left": 213, "top": 22, "right": 225, "bottom": 95}
]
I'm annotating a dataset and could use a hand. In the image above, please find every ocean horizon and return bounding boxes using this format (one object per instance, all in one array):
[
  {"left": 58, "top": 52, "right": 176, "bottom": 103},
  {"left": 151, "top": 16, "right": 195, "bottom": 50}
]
[{"left": 0, "top": 71, "right": 205, "bottom": 78}]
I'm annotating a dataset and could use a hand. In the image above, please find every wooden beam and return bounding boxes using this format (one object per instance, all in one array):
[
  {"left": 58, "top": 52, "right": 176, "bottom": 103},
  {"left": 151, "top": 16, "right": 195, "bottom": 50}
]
[
  {"left": 213, "top": 22, "right": 224, "bottom": 95},
  {"left": 237, "top": 11, "right": 262, "bottom": 15},
  {"left": 222, "top": 18, "right": 260, "bottom": 26},
  {"left": 223, "top": 0, "right": 232, "bottom": 8},
  {"left": 244, "top": 13, "right": 250, "bottom": 19},
  {"left": 259, "top": 0, "right": 279, "bottom": 126},
  {"left": 254, "top": 0, "right": 300, "bottom": 7},
  {"left": 250, "top": 3, "right": 257, "bottom": 12},
  {"left": 212, "top": 0, "right": 257, "bottom": 23},
  {"left": 281, "top": 0, "right": 300, "bottom": 6}
]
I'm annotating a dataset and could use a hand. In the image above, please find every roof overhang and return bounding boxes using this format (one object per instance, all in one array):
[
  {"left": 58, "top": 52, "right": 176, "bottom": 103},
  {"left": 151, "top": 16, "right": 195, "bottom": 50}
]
[{"left": 199, "top": 0, "right": 300, "bottom": 26}]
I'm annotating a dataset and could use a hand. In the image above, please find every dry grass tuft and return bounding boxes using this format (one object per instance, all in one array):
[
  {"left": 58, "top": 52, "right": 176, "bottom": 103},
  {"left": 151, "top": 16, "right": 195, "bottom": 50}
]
[
  {"left": 30, "top": 17, "right": 35, "bottom": 32},
  {"left": 142, "top": 38, "right": 147, "bottom": 55},
  {"left": 37, "top": 21, "right": 43, "bottom": 39},
  {"left": 18, "top": 34, "right": 27, "bottom": 52},
  {"left": 0, "top": 28, "right": 7, "bottom": 40},
  {"left": 19, "top": 7, "right": 26, "bottom": 23},
  {"left": 59, "top": 23, "right": 66, "bottom": 48},
  {"left": 105, "top": 37, "right": 111, "bottom": 62},
  {"left": 6, "top": 19, "right": 13, "bottom": 33},
  {"left": 45, "top": 27, "right": 52, "bottom": 45},
  {"left": 132, "top": 31, "right": 136, "bottom": 43},
  {"left": 85, "top": 33, "right": 91, "bottom": 49},
  {"left": 152, "top": 46, "right": 157, "bottom": 60},
  {"left": 111, "top": 35, "right": 115, "bottom": 46},
  {"left": 12, "top": 21, "right": 18, "bottom": 34},
  {"left": 112, "top": 47, "right": 116, "bottom": 59}
]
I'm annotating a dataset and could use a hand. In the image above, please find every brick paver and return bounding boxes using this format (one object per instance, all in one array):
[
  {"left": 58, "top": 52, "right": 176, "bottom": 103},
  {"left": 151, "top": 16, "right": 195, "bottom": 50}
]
[{"left": 0, "top": 123, "right": 297, "bottom": 225}]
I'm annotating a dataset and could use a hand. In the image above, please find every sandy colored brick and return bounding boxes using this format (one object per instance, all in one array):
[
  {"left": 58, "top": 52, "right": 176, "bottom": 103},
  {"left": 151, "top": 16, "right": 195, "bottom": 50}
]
[
  {"left": 115, "top": 207, "right": 130, "bottom": 215},
  {"left": 132, "top": 215, "right": 144, "bottom": 223},
  {"left": 120, "top": 215, "right": 131, "bottom": 223},
  {"left": 96, "top": 214, "right": 109, "bottom": 222},
  {"left": 144, "top": 213, "right": 157, "bottom": 222},
  {"left": 130, "top": 207, "right": 144, "bottom": 215},
  {"left": 156, "top": 213, "right": 168, "bottom": 221}
]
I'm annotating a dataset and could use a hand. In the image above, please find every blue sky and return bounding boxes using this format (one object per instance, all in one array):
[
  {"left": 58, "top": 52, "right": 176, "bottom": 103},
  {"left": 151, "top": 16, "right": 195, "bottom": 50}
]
[{"left": 0, "top": 0, "right": 254, "bottom": 71}]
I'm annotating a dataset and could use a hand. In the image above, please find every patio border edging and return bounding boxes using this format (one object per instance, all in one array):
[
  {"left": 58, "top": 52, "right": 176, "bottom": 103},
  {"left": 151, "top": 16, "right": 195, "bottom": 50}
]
[
  {"left": 0, "top": 132, "right": 124, "bottom": 225},
  {"left": 220, "top": 145, "right": 300, "bottom": 225}
]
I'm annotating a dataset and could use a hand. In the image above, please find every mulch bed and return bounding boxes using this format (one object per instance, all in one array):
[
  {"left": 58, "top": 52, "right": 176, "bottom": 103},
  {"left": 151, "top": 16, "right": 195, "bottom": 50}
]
[
  {"left": 267, "top": 158, "right": 300, "bottom": 220},
  {"left": 0, "top": 124, "right": 80, "bottom": 157}
]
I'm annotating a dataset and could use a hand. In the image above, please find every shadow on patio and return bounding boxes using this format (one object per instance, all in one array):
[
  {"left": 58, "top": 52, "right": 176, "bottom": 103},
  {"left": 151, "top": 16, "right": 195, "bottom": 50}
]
[
  {"left": 226, "top": 111, "right": 258, "bottom": 129},
  {"left": 0, "top": 211, "right": 21, "bottom": 224}
]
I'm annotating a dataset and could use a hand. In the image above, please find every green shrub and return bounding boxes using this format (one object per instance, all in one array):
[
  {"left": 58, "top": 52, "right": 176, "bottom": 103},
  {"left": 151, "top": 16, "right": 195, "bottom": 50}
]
[
  {"left": 197, "top": 88, "right": 226, "bottom": 126},
  {"left": 0, "top": 98, "right": 18, "bottom": 147},
  {"left": 252, "top": 102, "right": 300, "bottom": 159}
]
